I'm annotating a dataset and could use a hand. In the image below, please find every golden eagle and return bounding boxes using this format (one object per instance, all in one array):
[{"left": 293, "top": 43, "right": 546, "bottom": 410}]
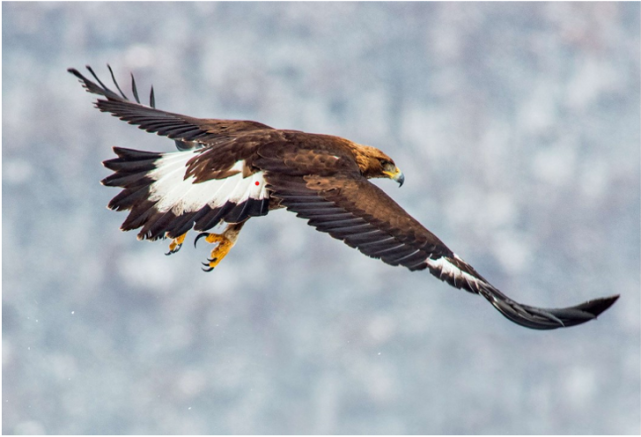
[{"left": 69, "top": 65, "right": 618, "bottom": 330}]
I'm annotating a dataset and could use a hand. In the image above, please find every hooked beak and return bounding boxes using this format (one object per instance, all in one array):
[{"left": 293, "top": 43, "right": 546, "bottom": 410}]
[{"left": 383, "top": 167, "right": 405, "bottom": 187}]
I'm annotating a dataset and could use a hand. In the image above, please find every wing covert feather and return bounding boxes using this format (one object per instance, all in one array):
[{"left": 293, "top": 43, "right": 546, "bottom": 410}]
[{"left": 266, "top": 173, "right": 451, "bottom": 270}]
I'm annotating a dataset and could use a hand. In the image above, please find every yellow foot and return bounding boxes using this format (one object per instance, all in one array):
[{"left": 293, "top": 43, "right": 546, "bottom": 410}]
[
  {"left": 194, "top": 224, "right": 242, "bottom": 272},
  {"left": 165, "top": 232, "right": 187, "bottom": 256}
]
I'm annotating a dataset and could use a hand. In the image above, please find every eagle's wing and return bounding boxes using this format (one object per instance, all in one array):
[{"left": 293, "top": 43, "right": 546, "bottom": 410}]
[
  {"left": 68, "top": 65, "right": 273, "bottom": 147},
  {"left": 260, "top": 150, "right": 619, "bottom": 330}
]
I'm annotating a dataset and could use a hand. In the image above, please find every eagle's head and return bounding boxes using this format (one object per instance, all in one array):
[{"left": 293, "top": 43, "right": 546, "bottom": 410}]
[{"left": 354, "top": 144, "right": 405, "bottom": 187}]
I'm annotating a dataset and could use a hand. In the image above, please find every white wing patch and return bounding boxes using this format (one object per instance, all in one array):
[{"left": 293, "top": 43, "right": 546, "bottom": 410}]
[
  {"left": 425, "top": 254, "right": 486, "bottom": 290},
  {"left": 147, "top": 151, "right": 268, "bottom": 215}
]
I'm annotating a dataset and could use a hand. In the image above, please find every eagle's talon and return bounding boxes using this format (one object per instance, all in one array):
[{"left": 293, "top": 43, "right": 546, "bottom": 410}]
[
  {"left": 201, "top": 260, "right": 215, "bottom": 272},
  {"left": 193, "top": 224, "right": 243, "bottom": 271},
  {"left": 166, "top": 233, "right": 187, "bottom": 255},
  {"left": 165, "top": 244, "right": 182, "bottom": 256},
  {"left": 194, "top": 232, "right": 209, "bottom": 248}
]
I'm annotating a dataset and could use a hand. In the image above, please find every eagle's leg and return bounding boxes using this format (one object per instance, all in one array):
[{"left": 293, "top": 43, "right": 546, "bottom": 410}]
[
  {"left": 165, "top": 232, "right": 187, "bottom": 256},
  {"left": 195, "top": 221, "right": 246, "bottom": 272}
]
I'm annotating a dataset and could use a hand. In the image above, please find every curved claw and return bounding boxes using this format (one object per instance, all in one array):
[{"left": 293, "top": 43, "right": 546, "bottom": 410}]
[
  {"left": 194, "top": 232, "right": 209, "bottom": 248},
  {"left": 201, "top": 262, "right": 214, "bottom": 272},
  {"left": 165, "top": 244, "right": 182, "bottom": 256}
]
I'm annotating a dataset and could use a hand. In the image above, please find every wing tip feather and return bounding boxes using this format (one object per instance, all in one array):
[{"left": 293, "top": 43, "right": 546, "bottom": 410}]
[
  {"left": 577, "top": 294, "right": 620, "bottom": 319},
  {"left": 486, "top": 289, "right": 620, "bottom": 330}
]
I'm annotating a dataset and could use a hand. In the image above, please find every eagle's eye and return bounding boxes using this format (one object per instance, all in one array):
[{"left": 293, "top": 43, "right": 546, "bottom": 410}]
[{"left": 381, "top": 161, "right": 396, "bottom": 172}]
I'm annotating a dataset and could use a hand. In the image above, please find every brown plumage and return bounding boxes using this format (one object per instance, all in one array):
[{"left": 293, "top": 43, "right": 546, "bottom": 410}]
[{"left": 69, "top": 65, "right": 619, "bottom": 330}]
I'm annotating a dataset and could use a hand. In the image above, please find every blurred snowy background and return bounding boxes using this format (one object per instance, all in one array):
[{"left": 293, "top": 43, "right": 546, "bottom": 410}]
[{"left": 3, "top": 2, "right": 640, "bottom": 434}]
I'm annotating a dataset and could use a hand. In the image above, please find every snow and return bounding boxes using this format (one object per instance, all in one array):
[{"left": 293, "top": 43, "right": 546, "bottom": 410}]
[{"left": 2, "top": 2, "right": 639, "bottom": 434}]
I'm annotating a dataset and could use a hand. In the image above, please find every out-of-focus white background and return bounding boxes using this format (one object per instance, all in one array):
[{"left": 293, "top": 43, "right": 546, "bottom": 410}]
[{"left": 3, "top": 2, "right": 639, "bottom": 434}]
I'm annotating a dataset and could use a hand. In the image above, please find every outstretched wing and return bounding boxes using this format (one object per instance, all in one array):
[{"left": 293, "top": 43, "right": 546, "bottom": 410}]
[
  {"left": 68, "top": 65, "right": 273, "bottom": 148},
  {"left": 259, "top": 148, "right": 619, "bottom": 330}
]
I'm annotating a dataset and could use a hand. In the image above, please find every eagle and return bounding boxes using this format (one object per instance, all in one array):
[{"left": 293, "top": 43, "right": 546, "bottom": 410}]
[{"left": 69, "top": 65, "right": 619, "bottom": 330}]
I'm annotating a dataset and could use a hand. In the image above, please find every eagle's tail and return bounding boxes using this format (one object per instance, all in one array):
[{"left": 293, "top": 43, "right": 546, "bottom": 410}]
[{"left": 101, "top": 147, "right": 270, "bottom": 241}]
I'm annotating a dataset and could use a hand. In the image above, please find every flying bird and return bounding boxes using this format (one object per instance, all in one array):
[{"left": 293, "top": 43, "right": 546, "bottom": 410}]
[{"left": 68, "top": 65, "right": 619, "bottom": 330}]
